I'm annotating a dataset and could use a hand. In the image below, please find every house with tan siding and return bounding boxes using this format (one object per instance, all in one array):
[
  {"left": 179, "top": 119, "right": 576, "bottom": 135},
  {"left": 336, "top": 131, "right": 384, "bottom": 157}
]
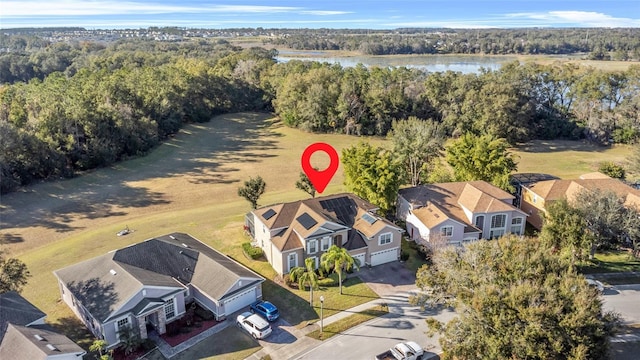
[
  {"left": 518, "top": 172, "right": 640, "bottom": 229},
  {"left": 397, "top": 181, "right": 527, "bottom": 246},
  {"left": 248, "top": 193, "right": 403, "bottom": 275}
]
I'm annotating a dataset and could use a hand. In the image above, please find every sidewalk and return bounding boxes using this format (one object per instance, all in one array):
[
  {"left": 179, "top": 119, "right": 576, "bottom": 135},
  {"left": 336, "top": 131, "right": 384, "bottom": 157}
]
[{"left": 248, "top": 297, "right": 389, "bottom": 360}]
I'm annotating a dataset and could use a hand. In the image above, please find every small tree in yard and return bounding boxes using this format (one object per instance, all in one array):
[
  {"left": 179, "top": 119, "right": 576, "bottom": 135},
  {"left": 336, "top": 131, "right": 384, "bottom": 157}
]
[
  {"left": 238, "top": 176, "right": 266, "bottom": 209},
  {"left": 90, "top": 339, "right": 113, "bottom": 360},
  {"left": 0, "top": 251, "right": 30, "bottom": 294},
  {"left": 598, "top": 161, "right": 625, "bottom": 179},
  {"left": 295, "top": 171, "right": 316, "bottom": 198},
  {"left": 321, "top": 245, "right": 358, "bottom": 295},
  {"left": 289, "top": 258, "right": 319, "bottom": 306}
]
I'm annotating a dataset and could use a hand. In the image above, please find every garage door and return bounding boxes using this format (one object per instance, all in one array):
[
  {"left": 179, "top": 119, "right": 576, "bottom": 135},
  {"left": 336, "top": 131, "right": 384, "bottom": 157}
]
[
  {"left": 223, "top": 287, "right": 256, "bottom": 315},
  {"left": 352, "top": 253, "right": 366, "bottom": 267},
  {"left": 370, "top": 248, "right": 398, "bottom": 266}
]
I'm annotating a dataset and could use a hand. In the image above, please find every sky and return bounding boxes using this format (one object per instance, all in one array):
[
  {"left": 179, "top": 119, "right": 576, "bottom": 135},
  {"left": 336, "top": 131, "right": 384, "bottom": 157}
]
[{"left": 1, "top": 0, "right": 640, "bottom": 29}]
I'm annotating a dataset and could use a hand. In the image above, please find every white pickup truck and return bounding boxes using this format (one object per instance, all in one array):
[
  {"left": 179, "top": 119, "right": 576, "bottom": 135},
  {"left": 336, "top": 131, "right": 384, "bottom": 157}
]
[{"left": 374, "top": 341, "right": 424, "bottom": 360}]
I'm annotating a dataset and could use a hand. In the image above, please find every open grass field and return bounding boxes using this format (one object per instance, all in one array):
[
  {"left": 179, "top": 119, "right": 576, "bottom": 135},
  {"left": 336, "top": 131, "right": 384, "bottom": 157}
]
[{"left": 0, "top": 111, "right": 634, "bottom": 352}]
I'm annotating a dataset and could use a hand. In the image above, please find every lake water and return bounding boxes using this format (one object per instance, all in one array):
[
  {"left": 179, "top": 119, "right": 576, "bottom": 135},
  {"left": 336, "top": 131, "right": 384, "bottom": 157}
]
[{"left": 276, "top": 53, "right": 519, "bottom": 74}]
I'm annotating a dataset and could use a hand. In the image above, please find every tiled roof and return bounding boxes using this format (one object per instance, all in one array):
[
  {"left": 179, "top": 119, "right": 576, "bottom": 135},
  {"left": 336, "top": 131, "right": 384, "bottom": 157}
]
[
  {"left": 399, "top": 181, "right": 524, "bottom": 230},
  {"left": 526, "top": 176, "right": 640, "bottom": 209},
  {"left": 255, "top": 193, "right": 398, "bottom": 251}
]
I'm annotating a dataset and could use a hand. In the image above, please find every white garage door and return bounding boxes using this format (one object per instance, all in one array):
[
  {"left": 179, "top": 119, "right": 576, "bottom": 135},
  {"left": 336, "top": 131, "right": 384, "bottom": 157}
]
[
  {"left": 370, "top": 248, "right": 399, "bottom": 266},
  {"left": 223, "top": 287, "right": 256, "bottom": 315},
  {"left": 352, "top": 253, "right": 366, "bottom": 267}
]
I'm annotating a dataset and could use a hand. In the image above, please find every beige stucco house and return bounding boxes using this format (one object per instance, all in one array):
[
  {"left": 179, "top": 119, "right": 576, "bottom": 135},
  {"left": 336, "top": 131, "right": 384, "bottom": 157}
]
[
  {"left": 518, "top": 172, "right": 640, "bottom": 229},
  {"left": 397, "top": 181, "right": 527, "bottom": 245},
  {"left": 247, "top": 193, "right": 403, "bottom": 275}
]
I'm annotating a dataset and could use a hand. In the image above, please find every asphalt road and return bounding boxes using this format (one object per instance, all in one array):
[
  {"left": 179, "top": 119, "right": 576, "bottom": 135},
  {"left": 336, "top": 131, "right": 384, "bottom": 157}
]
[
  {"left": 602, "top": 284, "right": 640, "bottom": 325},
  {"left": 290, "top": 283, "right": 640, "bottom": 360},
  {"left": 293, "top": 290, "right": 456, "bottom": 360}
]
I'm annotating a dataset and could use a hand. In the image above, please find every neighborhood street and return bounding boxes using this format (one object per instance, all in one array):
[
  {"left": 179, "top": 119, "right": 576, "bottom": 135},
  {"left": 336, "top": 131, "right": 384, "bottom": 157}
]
[
  {"left": 603, "top": 284, "right": 640, "bottom": 325},
  {"left": 292, "top": 290, "right": 454, "bottom": 360}
]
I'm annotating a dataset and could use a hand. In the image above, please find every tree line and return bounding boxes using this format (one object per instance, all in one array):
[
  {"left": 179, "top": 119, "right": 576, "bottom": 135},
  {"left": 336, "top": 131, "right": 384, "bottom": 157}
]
[
  {"left": 263, "top": 28, "right": 640, "bottom": 58},
  {"left": 2, "top": 37, "right": 640, "bottom": 193}
]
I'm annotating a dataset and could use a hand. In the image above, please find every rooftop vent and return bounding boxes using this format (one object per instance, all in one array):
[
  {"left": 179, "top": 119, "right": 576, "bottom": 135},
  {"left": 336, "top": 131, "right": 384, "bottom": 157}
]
[
  {"left": 181, "top": 243, "right": 189, "bottom": 248},
  {"left": 45, "top": 344, "right": 59, "bottom": 351},
  {"left": 169, "top": 235, "right": 176, "bottom": 240},
  {"left": 109, "top": 269, "right": 117, "bottom": 275},
  {"left": 34, "top": 334, "right": 45, "bottom": 341}
]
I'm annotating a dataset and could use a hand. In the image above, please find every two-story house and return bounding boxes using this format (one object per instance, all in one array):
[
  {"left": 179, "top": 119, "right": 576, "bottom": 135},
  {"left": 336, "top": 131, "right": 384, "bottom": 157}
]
[
  {"left": 54, "top": 233, "right": 264, "bottom": 348},
  {"left": 397, "top": 181, "right": 527, "bottom": 245},
  {"left": 248, "top": 193, "right": 403, "bottom": 275},
  {"left": 518, "top": 172, "right": 640, "bottom": 229}
]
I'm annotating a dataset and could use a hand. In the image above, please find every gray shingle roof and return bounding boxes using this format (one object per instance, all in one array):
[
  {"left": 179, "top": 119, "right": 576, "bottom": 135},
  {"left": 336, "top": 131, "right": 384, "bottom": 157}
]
[
  {"left": 0, "top": 292, "right": 46, "bottom": 343},
  {"left": 54, "top": 233, "right": 264, "bottom": 322},
  {"left": 0, "top": 323, "right": 85, "bottom": 360}
]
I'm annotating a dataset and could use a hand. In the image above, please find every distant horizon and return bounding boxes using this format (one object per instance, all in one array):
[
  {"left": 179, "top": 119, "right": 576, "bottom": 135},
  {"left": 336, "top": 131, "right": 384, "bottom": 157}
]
[{"left": 2, "top": 0, "right": 640, "bottom": 30}]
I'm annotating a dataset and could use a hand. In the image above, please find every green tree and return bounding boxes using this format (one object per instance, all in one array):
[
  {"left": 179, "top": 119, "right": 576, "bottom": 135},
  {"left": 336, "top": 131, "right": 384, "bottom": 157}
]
[
  {"left": 598, "top": 161, "right": 626, "bottom": 179},
  {"left": 237, "top": 176, "right": 266, "bottom": 209},
  {"left": 89, "top": 339, "right": 113, "bottom": 360},
  {"left": 389, "top": 117, "right": 444, "bottom": 186},
  {"left": 445, "top": 133, "right": 517, "bottom": 191},
  {"left": 574, "top": 189, "right": 629, "bottom": 257},
  {"left": 412, "top": 235, "right": 618, "bottom": 360},
  {"left": 342, "top": 142, "right": 404, "bottom": 213},
  {"left": 321, "top": 245, "right": 359, "bottom": 295},
  {"left": 289, "top": 257, "right": 319, "bottom": 306},
  {"left": 0, "top": 252, "right": 30, "bottom": 294},
  {"left": 540, "top": 199, "right": 593, "bottom": 263},
  {"left": 295, "top": 171, "right": 316, "bottom": 198}
]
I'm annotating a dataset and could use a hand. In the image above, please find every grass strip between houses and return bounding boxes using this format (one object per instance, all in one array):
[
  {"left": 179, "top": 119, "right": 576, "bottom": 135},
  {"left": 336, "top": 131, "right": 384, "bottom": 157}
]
[{"left": 305, "top": 304, "right": 389, "bottom": 341}]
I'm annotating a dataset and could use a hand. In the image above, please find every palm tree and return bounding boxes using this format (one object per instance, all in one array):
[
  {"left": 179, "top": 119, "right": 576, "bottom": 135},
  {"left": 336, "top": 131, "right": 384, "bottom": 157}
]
[
  {"left": 289, "top": 257, "right": 319, "bottom": 306},
  {"left": 321, "top": 245, "right": 359, "bottom": 295}
]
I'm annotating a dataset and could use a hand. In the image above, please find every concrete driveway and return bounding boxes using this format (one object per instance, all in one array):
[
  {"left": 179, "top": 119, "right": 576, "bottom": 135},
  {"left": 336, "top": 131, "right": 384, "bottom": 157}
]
[{"left": 356, "top": 261, "right": 418, "bottom": 297}]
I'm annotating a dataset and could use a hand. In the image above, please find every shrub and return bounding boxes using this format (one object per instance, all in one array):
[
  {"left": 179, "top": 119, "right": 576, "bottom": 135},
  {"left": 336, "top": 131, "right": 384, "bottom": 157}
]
[
  {"left": 400, "top": 250, "right": 410, "bottom": 261},
  {"left": 318, "top": 277, "right": 337, "bottom": 287},
  {"left": 242, "top": 242, "right": 264, "bottom": 259},
  {"left": 598, "top": 161, "right": 626, "bottom": 179}
]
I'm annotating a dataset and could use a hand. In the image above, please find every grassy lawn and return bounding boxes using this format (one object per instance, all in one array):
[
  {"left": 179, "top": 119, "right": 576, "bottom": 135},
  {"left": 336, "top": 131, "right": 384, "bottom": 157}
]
[
  {"left": 513, "top": 140, "right": 633, "bottom": 179},
  {"left": 0, "top": 111, "right": 634, "bottom": 353},
  {"left": 305, "top": 304, "right": 389, "bottom": 341},
  {"left": 401, "top": 238, "right": 428, "bottom": 273},
  {"left": 578, "top": 251, "right": 640, "bottom": 274}
]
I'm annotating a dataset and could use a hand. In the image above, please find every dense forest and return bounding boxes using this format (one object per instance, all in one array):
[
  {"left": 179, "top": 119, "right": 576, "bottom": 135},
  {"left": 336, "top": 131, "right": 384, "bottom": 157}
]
[
  {"left": 1, "top": 34, "right": 639, "bottom": 193},
  {"left": 262, "top": 28, "right": 640, "bottom": 58}
]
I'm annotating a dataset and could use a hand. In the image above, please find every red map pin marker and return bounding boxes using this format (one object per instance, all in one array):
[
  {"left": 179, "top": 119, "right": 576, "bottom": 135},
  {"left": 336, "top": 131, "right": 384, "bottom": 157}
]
[{"left": 301, "top": 142, "right": 339, "bottom": 194}]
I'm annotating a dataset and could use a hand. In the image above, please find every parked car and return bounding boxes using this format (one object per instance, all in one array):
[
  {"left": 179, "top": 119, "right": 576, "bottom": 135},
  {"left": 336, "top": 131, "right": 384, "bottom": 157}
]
[
  {"left": 236, "top": 312, "right": 272, "bottom": 339},
  {"left": 250, "top": 300, "right": 279, "bottom": 321},
  {"left": 375, "top": 341, "right": 424, "bottom": 360}
]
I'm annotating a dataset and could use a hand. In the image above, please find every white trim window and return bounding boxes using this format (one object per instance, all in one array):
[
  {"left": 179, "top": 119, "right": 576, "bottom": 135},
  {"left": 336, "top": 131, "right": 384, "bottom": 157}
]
[
  {"left": 511, "top": 217, "right": 524, "bottom": 235},
  {"left": 474, "top": 215, "right": 485, "bottom": 230},
  {"left": 307, "top": 239, "right": 318, "bottom": 254},
  {"left": 490, "top": 214, "right": 507, "bottom": 239},
  {"left": 115, "top": 316, "right": 130, "bottom": 340},
  {"left": 379, "top": 232, "right": 392, "bottom": 245},
  {"left": 288, "top": 253, "right": 297, "bottom": 272},
  {"left": 307, "top": 256, "right": 319, "bottom": 269},
  {"left": 440, "top": 226, "right": 453, "bottom": 237},
  {"left": 321, "top": 237, "right": 331, "bottom": 251},
  {"left": 164, "top": 298, "right": 176, "bottom": 320}
]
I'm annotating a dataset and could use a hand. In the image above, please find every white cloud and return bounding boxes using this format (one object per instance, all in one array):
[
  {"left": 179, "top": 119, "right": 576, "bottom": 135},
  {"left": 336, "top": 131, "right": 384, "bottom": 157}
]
[
  {"left": 1, "top": 1, "right": 299, "bottom": 17},
  {"left": 299, "top": 11, "right": 352, "bottom": 16},
  {"left": 506, "top": 11, "right": 640, "bottom": 27}
]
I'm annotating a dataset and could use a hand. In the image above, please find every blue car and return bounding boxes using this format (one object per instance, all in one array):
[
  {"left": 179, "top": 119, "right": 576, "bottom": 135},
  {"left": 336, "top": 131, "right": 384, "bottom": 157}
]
[{"left": 249, "top": 300, "right": 279, "bottom": 321}]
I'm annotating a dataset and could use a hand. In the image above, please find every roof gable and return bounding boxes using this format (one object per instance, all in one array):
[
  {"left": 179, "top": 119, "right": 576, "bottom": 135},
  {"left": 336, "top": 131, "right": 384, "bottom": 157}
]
[{"left": 0, "top": 292, "right": 46, "bottom": 344}]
